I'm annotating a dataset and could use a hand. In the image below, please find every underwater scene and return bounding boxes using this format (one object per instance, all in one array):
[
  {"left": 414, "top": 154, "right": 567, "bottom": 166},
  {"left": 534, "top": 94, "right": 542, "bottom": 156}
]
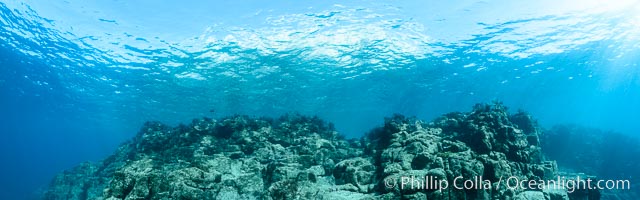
[{"left": 1, "top": 0, "right": 639, "bottom": 199}]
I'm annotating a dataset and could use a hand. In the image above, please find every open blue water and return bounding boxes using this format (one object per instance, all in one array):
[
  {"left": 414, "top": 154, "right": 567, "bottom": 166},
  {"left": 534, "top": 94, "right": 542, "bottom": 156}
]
[{"left": 1, "top": 0, "right": 639, "bottom": 199}]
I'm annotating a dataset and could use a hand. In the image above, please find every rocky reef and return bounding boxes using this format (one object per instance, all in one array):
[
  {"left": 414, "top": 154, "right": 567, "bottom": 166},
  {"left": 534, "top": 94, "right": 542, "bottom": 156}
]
[
  {"left": 44, "top": 103, "right": 600, "bottom": 200},
  {"left": 542, "top": 125, "right": 639, "bottom": 199}
]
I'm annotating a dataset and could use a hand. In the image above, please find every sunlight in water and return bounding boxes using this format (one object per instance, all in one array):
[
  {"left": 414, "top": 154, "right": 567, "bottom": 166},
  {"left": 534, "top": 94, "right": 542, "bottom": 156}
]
[
  {"left": 581, "top": 0, "right": 640, "bottom": 12},
  {"left": 2, "top": 1, "right": 640, "bottom": 199}
]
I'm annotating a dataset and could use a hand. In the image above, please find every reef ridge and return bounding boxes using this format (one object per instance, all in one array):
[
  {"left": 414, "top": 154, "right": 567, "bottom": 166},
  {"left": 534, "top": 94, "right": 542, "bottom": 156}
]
[{"left": 44, "top": 103, "right": 600, "bottom": 200}]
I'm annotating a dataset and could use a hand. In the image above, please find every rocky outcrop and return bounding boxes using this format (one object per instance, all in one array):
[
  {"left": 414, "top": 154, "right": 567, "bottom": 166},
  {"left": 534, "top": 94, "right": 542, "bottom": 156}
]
[{"left": 44, "top": 103, "right": 600, "bottom": 200}]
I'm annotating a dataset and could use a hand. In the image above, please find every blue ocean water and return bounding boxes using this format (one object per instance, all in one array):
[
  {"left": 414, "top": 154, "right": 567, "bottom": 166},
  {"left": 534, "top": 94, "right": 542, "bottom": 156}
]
[{"left": 1, "top": 0, "right": 639, "bottom": 199}]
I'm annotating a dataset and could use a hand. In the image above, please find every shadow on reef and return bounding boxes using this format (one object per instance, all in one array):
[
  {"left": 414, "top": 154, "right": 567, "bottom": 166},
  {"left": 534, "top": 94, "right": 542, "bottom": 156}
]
[
  {"left": 44, "top": 103, "right": 600, "bottom": 200},
  {"left": 541, "top": 125, "right": 640, "bottom": 199}
]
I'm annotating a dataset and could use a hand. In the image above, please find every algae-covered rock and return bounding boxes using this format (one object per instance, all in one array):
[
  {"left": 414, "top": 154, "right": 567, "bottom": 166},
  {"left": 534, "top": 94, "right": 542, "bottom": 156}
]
[{"left": 43, "top": 103, "right": 600, "bottom": 200}]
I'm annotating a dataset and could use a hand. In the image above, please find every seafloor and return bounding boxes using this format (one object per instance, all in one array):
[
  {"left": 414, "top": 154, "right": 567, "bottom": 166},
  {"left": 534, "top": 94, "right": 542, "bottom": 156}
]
[{"left": 43, "top": 103, "right": 635, "bottom": 200}]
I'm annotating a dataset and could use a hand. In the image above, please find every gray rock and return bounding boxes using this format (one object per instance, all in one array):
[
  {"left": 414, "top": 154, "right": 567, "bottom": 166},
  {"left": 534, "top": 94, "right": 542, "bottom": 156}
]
[{"left": 43, "top": 103, "right": 600, "bottom": 200}]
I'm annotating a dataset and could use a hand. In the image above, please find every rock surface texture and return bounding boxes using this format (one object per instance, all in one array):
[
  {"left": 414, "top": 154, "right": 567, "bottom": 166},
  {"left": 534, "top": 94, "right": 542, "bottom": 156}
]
[{"left": 44, "top": 103, "right": 600, "bottom": 200}]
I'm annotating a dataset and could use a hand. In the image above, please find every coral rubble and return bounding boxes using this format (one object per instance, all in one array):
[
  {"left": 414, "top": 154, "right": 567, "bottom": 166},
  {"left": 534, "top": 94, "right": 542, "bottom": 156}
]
[{"left": 44, "top": 103, "right": 600, "bottom": 200}]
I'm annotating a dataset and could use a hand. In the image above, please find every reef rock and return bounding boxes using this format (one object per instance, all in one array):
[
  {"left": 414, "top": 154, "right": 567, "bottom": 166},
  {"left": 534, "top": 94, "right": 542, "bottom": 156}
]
[
  {"left": 542, "top": 125, "right": 639, "bottom": 199},
  {"left": 43, "top": 103, "right": 600, "bottom": 200}
]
